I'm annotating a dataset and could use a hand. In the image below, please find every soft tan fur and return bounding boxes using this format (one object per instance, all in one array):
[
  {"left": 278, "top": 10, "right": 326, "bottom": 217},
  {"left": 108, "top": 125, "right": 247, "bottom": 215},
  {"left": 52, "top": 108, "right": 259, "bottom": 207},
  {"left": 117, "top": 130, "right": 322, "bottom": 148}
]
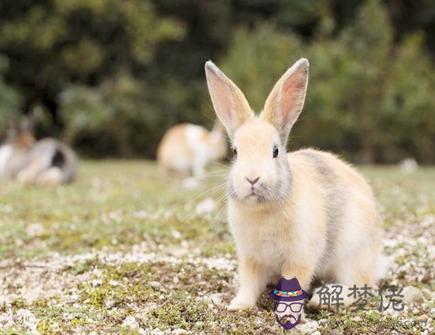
[
  {"left": 1, "top": 131, "right": 36, "bottom": 179},
  {"left": 157, "top": 122, "right": 227, "bottom": 177},
  {"left": 205, "top": 58, "right": 383, "bottom": 311}
]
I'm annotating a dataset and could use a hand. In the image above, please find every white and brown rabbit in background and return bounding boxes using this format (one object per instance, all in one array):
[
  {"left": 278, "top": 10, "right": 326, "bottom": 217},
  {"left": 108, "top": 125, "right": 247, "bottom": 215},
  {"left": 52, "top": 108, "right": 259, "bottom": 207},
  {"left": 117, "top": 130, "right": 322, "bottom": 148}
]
[
  {"left": 205, "top": 58, "right": 384, "bottom": 310},
  {"left": 157, "top": 121, "right": 227, "bottom": 177},
  {"left": 0, "top": 121, "right": 77, "bottom": 186}
]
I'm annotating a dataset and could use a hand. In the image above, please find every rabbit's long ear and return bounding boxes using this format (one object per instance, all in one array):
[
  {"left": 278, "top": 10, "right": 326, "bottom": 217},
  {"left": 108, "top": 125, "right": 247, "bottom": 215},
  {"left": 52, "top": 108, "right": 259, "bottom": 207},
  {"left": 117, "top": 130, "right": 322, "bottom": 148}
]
[
  {"left": 260, "top": 58, "right": 309, "bottom": 144},
  {"left": 205, "top": 61, "right": 253, "bottom": 139}
]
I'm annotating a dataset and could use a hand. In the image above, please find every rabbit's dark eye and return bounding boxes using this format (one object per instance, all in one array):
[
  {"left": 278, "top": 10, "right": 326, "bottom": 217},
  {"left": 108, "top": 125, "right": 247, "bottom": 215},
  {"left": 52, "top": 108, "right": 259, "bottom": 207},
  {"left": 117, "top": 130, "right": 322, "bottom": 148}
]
[
  {"left": 233, "top": 148, "right": 238, "bottom": 157},
  {"left": 273, "top": 145, "right": 279, "bottom": 158}
]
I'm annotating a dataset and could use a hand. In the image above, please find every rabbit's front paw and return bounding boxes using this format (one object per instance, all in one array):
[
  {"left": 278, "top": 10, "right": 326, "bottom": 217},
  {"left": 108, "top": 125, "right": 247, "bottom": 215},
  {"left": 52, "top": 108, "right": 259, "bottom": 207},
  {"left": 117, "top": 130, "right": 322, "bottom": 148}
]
[{"left": 228, "top": 296, "right": 256, "bottom": 311}]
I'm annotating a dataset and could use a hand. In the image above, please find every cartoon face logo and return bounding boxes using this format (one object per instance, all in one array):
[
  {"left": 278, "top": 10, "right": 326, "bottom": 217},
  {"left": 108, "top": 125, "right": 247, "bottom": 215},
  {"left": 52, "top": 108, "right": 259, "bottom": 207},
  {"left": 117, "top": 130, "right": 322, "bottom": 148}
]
[
  {"left": 273, "top": 301, "right": 304, "bottom": 329},
  {"left": 270, "top": 277, "right": 307, "bottom": 330}
]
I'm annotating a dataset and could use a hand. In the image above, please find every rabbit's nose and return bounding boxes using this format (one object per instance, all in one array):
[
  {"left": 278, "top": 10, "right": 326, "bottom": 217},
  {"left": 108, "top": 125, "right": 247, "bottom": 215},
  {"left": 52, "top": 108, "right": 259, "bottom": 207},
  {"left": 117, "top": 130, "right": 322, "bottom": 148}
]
[{"left": 245, "top": 176, "right": 260, "bottom": 185}]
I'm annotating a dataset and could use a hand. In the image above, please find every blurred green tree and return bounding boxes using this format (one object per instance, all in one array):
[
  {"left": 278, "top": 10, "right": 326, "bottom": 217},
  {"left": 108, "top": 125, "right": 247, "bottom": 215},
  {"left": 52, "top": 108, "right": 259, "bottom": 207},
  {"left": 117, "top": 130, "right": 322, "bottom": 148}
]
[
  {"left": 0, "top": 0, "right": 183, "bottom": 132},
  {"left": 382, "top": 34, "right": 435, "bottom": 162},
  {"left": 0, "top": 0, "right": 433, "bottom": 161},
  {"left": 60, "top": 74, "right": 160, "bottom": 157},
  {"left": 0, "top": 56, "right": 21, "bottom": 141},
  {"left": 216, "top": 0, "right": 435, "bottom": 163}
]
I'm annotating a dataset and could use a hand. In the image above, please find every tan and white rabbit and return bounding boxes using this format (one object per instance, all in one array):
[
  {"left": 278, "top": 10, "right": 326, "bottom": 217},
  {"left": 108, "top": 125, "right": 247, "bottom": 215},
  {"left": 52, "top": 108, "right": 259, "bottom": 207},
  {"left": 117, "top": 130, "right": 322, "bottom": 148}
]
[
  {"left": 0, "top": 124, "right": 77, "bottom": 186},
  {"left": 157, "top": 121, "right": 227, "bottom": 177},
  {"left": 205, "top": 58, "right": 383, "bottom": 310}
]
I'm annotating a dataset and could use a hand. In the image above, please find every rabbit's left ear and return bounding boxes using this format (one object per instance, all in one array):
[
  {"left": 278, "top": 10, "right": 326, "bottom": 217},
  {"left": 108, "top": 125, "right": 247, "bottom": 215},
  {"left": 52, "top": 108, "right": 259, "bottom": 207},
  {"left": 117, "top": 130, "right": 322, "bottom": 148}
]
[
  {"left": 260, "top": 58, "right": 309, "bottom": 144},
  {"left": 205, "top": 61, "right": 254, "bottom": 139}
]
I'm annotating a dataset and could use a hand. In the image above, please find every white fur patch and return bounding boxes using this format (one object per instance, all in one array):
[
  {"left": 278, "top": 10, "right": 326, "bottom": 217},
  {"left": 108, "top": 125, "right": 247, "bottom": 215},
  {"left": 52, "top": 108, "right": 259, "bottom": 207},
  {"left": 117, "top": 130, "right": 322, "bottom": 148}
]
[
  {"left": 182, "top": 177, "right": 200, "bottom": 190},
  {"left": 185, "top": 125, "right": 205, "bottom": 152},
  {"left": 185, "top": 125, "right": 208, "bottom": 176},
  {"left": 171, "top": 156, "right": 190, "bottom": 173},
  {"left": 0, "top": 145, "right": 13, "bottom": 177},
  {"left": 195, "top": 197, "right": 216, "bottom": 215}
]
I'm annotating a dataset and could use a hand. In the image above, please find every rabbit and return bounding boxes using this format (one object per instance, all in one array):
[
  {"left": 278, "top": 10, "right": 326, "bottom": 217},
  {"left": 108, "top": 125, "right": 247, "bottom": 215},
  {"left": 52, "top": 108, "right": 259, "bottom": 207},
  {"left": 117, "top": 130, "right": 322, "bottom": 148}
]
[
  {"left": 0, "top": 123, "right": 77, "bottom": 186},
  {"left": 157, "top": 121, "right": 227, "bottom": 177},
  {"left": 204, "top": 58, "right": 384, "bottom": 311}
]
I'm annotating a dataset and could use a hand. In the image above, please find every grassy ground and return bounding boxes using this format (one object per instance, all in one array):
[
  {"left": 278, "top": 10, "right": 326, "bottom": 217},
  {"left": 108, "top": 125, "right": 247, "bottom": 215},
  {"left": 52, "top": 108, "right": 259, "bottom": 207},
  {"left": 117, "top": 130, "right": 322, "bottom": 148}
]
[{"left": 0, "top": 161, "right": 433, "bottom": 334}]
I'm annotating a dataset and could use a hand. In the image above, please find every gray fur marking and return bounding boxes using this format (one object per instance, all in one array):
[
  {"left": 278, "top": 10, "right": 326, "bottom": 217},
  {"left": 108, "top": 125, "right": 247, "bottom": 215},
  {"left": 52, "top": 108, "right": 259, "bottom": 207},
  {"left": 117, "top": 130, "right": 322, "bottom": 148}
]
[{"left": 298, "top": 151, "right": 347, "bottom": 268}]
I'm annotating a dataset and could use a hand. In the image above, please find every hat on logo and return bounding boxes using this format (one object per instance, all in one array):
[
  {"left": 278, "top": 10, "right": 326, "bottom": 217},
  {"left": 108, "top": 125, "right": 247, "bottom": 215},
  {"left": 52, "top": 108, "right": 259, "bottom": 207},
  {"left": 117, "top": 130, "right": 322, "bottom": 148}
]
[{"left": 269, "top": 277, "right": 308, "bottom": 302}]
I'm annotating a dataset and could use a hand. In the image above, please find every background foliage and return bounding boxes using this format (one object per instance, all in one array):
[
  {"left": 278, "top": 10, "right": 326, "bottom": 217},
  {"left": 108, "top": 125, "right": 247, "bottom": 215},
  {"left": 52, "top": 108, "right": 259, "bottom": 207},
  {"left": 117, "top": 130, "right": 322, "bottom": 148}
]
[{"left": 0, "top": 0, "right": 434, "bottom": 162}]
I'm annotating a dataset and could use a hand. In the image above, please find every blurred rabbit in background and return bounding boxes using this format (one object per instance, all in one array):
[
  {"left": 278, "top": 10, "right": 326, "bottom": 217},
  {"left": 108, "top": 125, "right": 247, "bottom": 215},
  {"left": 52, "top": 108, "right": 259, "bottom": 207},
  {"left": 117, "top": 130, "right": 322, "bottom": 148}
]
[
  {"left": 157, "top": 120, "right": 227, "bottom": 177},
  {"left": 0, "top": 118, "right": 77, "bottom": 186}
]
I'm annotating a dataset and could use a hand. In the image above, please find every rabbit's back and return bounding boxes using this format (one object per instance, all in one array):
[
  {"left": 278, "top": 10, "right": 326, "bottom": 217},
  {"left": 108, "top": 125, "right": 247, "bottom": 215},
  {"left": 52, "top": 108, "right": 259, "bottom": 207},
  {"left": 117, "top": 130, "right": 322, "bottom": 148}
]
[
  {"left": 290, "top": 148, "right": 375, "bottom": 203},
  {"left": 289, "top": 148, "right": 379, "bottom": 239}
]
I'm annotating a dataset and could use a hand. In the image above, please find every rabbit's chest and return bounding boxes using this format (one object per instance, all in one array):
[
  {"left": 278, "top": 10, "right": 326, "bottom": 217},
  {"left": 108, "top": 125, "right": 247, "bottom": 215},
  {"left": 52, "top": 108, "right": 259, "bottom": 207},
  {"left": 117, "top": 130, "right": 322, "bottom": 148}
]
[{"left": 230, "top": 214, "right": 293, "bottom": 265}]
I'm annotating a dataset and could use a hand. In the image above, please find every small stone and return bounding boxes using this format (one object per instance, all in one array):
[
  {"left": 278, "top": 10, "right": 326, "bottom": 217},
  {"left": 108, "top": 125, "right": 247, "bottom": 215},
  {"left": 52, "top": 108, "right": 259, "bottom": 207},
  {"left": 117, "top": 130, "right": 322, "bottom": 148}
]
[
  {"left": 91, "top": 279, "right": 102, "bottom": 287},
  {"left": 210, "top": 293, "right": 223, "bottom": 306},
  {"left": 421, "top": 271, "right": 431, "bottom": 284},
  {"left": 122, "top": 316, "right": 139, "bottom": 329},
  {"left": 171, "top": 229, "right": 182, "bottom": 239},
  {"left": 254, "top": 319, "right": 263, "bottom": 327},
  {"left": 399, "top": 158, "right": 418, "bottom": 173},
  {"left": 149, "top": 281, "right": 161, "bottom": 289},
  {"left": 352, "top": 316, "right": 362, "bottom": 322},
  {"left": 182, "top": 177, "right": 200, "bottom": 189},
  {"left": 416, "top": 314, "right": 428, "bottom": 321},
  {"left": 105, "top": 299, "right": 116, "bottom": 309},
  {"left": 26, "top": 223, "right": 44, "bottom": 237},
  {"left": 296, "top": 320, "right": 319, "bottom": 333},
  {"left": 421, "top": 288, "right": 432, "bottom": 299},
  {"left": 403, "top": 286, "right": 424, "bottom": 305},
  {"left": 172, "top": 329, "right": 187, "bottom": 335},
  {"left": 384, "top": 308, "right": 401, "bottom": 318},
  {"left": 109, "top": 280, "right": 119, "bottom": 287},
  {"left": 195, "top": 197, "right": 216, "bottom": 215},
  {"left": 22, "top": 288, "right": 43, "bottom": 304}
]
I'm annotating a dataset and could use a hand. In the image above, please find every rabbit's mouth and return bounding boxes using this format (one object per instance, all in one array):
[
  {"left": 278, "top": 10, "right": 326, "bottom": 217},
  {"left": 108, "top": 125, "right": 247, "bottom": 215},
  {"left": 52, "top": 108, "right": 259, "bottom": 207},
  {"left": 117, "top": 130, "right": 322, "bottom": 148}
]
[
  {"left": 228, "top": 179, "right": 280, "bottom": 204},
  {"left": 244, "top": 189, "right": 268, "bottom": 203},
  {"left": 244, "top": 194, "right": 264, "bottom": 204}
]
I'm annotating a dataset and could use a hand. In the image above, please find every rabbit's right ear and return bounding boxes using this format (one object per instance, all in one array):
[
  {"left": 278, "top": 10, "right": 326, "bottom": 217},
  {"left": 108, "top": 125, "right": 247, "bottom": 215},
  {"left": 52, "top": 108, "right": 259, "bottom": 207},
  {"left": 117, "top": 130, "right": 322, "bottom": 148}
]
[
  {"left": 261, "top": 58, "right": 309, "bottom": 144},
  {"left": 205, "top": 61, "right": 253, "bottom": 139}
]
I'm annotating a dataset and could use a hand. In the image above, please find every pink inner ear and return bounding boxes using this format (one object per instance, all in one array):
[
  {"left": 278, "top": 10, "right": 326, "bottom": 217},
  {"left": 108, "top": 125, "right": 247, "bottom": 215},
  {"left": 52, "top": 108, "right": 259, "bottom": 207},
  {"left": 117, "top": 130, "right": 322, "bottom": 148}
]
[
  {"left": 208, "top": 73, "right": 234, "bottom": 124},
  {"left": 280, "top": 68, "right": 307, "bottom": 125}
]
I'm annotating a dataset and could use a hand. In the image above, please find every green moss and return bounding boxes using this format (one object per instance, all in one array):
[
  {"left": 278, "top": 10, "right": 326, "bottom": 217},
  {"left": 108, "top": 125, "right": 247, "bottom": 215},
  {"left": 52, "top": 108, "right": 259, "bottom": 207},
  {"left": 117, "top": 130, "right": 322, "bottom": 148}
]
[
  {"left": 0, "top": 327, "right": 27, "bottom": 335},
  {"left": 9, "top": 299, "right": 27, "bottom": 310},
  {"left": 148, "top": 292, "right": 211, "bottom": 330},
  {"left": 36, "top": 319, "right": 59, "bottom": 335}
]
